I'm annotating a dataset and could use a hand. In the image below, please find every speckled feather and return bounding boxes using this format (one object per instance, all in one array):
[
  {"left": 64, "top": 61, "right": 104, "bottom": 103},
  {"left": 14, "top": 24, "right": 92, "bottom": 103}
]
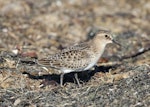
[{"left": 38, "top": 41, "right": 97, "bottom": 72}]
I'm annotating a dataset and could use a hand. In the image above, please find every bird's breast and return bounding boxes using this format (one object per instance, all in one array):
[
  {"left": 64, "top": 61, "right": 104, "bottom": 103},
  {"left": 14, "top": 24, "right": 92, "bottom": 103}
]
[{"left": 84, "top": 49, "right": 104, "bottom": 70}]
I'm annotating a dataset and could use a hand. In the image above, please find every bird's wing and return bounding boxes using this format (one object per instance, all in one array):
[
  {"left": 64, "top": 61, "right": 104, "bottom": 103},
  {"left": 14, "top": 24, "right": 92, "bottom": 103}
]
[{"left": 38, "top": 42, "right": 92, "bottom": 71}]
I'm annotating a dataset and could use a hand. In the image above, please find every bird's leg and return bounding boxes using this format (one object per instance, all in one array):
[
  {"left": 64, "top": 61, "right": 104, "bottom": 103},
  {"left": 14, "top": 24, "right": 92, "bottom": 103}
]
[
  {"left": 60, "top": 73, "right": 64, "bottom": 87},
  {"left": 74, "top": 73, "right": 81, "bottom": 87}
]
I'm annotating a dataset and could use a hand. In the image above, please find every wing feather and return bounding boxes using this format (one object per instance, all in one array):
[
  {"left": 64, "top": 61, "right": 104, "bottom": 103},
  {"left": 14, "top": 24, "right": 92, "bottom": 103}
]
[{"left": 38, "top": 41, "right": 92, "bottom": 71}]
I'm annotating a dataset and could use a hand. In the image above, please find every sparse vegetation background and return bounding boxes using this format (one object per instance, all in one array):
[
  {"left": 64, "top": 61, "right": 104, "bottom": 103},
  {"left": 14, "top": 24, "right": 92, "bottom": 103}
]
[{"left": 0, "top": 0, "right": 150, "bottom": 107}]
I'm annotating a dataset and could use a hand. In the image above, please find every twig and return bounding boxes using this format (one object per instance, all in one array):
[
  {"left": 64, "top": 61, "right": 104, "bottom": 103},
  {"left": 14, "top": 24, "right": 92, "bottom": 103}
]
[{"left": 121, "top": 46, "right": 150, "bottom": 60}]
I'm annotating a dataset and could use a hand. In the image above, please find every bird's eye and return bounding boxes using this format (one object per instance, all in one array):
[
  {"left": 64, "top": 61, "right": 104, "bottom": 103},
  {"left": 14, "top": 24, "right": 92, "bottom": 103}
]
[{"left": 105, "top": 35, "right": 108, "bottom": 38}]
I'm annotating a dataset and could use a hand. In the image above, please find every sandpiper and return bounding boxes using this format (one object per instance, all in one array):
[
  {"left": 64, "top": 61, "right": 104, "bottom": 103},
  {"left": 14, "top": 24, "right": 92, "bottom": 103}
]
[{"left": 38, "top": 30, "right": 120, "bottom": 87}]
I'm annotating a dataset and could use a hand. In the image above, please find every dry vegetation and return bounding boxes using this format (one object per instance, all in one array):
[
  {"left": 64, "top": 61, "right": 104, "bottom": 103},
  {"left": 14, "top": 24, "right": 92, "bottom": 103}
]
[{"left": 0, "top": 0, "right": 150, "bottom": 107}]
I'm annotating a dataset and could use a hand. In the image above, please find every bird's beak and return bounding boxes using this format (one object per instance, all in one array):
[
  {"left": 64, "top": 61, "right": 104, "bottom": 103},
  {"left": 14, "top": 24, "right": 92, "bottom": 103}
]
[{"left": 112, "top": 40, "right": 121, "bottom": 47}]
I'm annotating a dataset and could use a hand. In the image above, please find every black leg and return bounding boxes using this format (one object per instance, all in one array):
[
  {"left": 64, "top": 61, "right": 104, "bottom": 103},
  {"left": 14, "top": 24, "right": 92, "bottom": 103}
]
[
  {"left": 60, "top": 73, "right": 64, "bottom": 87},
  {"left": 74, "top": 73, "right": 81, "bottom": 87}
]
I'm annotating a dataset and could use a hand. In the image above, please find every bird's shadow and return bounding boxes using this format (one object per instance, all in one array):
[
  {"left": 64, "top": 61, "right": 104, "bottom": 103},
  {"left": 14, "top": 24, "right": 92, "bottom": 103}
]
[{"left": 24, "top": 65, "right": 116, "bottom": 87}]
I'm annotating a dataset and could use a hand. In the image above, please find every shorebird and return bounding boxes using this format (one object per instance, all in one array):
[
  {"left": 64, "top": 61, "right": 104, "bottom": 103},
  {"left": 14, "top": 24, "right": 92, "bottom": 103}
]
[{"left": 38, "top": 30, "right": 120, "bottom": 87}]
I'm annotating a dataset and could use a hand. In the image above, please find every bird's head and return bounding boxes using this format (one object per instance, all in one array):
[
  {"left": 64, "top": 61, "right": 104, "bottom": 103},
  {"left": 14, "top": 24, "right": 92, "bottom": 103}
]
[{"left": 94, "top": 30, "right": 121, "bottom": 46}]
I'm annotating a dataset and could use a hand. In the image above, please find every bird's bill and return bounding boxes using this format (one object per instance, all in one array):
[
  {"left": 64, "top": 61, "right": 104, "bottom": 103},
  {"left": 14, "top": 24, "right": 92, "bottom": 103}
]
[{"left": 112, "top": 40, "right": 121, "bottom": 47}]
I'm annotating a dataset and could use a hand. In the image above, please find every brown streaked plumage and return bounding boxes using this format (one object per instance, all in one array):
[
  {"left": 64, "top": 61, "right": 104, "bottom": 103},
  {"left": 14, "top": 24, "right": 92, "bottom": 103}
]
[{"left": 38, "top": 30, "right": 120, "bottom": 87}]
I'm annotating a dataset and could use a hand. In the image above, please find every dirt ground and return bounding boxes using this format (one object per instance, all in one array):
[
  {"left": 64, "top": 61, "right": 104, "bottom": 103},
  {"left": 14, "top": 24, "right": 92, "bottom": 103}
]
[{"left": 0, "top": 0, "right": 150, "bottom": 107}]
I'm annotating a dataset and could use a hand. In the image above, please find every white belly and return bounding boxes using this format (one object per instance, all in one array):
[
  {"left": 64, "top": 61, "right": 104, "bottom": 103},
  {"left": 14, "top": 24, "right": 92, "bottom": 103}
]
[{"left": 62, "top": 69, "right": 74, "bottom": 74}]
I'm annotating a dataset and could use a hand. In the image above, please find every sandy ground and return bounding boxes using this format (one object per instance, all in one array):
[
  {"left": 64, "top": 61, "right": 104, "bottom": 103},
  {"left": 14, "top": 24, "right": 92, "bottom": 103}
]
[{"left": 0, "top": 0, "right": 150, "bottom": 107}]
